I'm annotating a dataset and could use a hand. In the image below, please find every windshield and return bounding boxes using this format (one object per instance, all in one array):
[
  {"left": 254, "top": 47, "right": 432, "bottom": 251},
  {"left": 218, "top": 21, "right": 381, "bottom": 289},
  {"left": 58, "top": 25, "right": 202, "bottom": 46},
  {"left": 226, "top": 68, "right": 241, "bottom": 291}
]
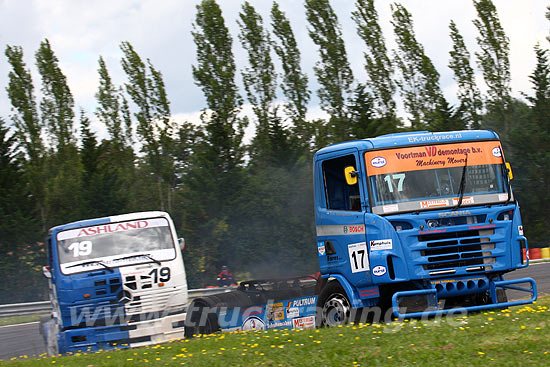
[
  {"left": 365, "top": 141, "right": 509, "bottom": 215},
  {"left": 57, "top": 217, "right": 176, "bottom": 274}
]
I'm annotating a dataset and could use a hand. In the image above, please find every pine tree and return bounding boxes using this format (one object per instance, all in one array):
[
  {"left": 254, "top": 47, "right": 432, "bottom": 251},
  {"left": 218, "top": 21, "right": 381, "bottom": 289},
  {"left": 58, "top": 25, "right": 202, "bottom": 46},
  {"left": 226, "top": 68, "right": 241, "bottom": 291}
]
[
  {"left": 352, "top": 0, "right": 396, "bottom": 118},
  {"left": 305, "top": 0, "right": 354, "bottom": 142},
  {"left": 473, "top": 0, "right": 512, "bottom": 140},
  {"left": 448, "top": 20, "right": 483, "bottom": 129},
  {"left": 391, "top": 3, "right": 450, "bottom": 131},
  {"left": 0, "top": 117, "right": 44, "bottom": 303},
  {"left": 271, "top": 1, "right": 311, "bottom": 148}
]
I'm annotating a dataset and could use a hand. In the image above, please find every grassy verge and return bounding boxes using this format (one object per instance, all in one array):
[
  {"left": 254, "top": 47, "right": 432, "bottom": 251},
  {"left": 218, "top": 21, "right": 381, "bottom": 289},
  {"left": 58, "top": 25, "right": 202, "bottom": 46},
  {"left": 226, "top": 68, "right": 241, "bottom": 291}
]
[
  {"left": 0, "top": 314, "right": 42, "bottom": 327},
  {"left": 3, "top": 297, "right": 549, "bottom": 366}
]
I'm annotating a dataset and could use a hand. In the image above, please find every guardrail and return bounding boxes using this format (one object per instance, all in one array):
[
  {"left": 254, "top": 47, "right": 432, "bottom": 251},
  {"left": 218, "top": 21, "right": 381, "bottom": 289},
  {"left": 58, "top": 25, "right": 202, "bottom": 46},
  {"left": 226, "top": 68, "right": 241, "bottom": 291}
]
[{"left": 0, "top": 287, "right": 234, "bottom": 318}]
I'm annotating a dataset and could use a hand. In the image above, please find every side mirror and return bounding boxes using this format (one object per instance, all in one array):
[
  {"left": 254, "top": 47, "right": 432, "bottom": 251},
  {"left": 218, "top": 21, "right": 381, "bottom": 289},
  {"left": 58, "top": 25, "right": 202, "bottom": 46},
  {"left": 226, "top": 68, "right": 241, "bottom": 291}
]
[
  {"left": 505, "top": 162, "right": 513, "bottom": 180},
  {"left": 178, "top": 238, "right": 186, "bottom": 251},
  {"left": 42, "top": 266, "right": 52, "bottom": 279},
  {"left": 344, "top": 166, "right": 358, "bottom": 185}
]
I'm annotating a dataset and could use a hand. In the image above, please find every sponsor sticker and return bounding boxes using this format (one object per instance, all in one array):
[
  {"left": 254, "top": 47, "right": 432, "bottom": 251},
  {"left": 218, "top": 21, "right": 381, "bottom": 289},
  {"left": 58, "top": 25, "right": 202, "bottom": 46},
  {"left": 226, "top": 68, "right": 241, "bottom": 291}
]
[
  {"left": 383, "top": 204, "right": 399, "bottom": 213},
  {"left": 317, "top": 242, "right": 325, "bottom": 256},
  {"left": 241, "top": 316, "right": 266, "bottom": 331},
  {"left": 518, "top": 226, "right": 524, "bottom": 236},
  {"left": 371, "top": 157, "right": 387, "bottom": 168},
  {"left": 492, "top": 147, "right": 502, "bottom": 157},
  {"left": 286, "top": 307, "right": 299, "bottom": 319},
  {"left": 421, "top": 199, "right": 448, "bottom": 209},
  {"left": 293, "top": 316, "right": 316, "bottom": 329},
  {"left": 370, "top": 239, "right": 392, "bottom": 251},
  {"left": 499, "top": 193, "right": 509, "bottom": 201},
  {"left": 266, "top": 302, "right": 284, "bottom": 321},
  {"left": 452, "top": 196, "right": 474, "bottom": 205},
  {"left": 372, "top": 265, "right": 387, "bottom": 276},
  {"left": 316, "top": 224, "right": 365, "bottom": 236}
]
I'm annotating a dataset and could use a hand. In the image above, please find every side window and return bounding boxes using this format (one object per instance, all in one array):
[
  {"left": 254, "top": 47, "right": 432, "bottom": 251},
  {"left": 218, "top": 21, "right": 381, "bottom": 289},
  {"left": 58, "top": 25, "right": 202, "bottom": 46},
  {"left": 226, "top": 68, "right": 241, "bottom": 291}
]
[{"left": 322, "top": 155, "right": 361, "bottom": 211}]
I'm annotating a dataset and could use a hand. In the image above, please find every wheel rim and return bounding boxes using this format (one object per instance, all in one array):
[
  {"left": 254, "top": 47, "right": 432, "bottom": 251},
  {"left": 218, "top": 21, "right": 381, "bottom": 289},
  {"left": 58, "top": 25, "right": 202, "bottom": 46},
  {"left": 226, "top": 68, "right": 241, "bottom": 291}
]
[{"left": 322, "top": 293, "right": 351, "bottom": 327}]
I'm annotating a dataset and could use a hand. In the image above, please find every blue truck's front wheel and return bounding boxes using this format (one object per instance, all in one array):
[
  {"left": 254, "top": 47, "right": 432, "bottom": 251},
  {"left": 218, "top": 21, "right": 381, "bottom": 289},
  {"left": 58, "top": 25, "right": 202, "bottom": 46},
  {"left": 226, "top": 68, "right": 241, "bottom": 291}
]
[{"left": 317, "top": 280, "right": 351, "bottom": 327}]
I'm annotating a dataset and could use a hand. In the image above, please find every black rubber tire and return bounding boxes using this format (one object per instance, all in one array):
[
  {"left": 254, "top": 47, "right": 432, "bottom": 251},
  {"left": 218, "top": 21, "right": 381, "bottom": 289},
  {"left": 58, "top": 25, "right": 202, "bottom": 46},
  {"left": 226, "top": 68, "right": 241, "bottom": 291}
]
[
  {"left": 184, "top": 300, "right": 220, "bottom": 338},
  {"left": 316, "top": 280, "right": 352, "bottom": 328}
]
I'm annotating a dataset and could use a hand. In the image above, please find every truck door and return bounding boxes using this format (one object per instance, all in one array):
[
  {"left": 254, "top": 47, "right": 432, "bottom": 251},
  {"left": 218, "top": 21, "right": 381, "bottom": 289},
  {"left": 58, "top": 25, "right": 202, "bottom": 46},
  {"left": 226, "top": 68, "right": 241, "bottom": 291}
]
[{"left": 316, "top": 150, "right": 371, "bottom": 288}]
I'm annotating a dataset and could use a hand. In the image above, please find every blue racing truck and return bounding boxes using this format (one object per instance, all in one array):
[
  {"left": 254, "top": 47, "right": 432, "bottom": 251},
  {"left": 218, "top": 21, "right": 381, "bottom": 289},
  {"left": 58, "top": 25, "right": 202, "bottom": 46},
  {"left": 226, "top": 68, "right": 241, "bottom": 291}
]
[
  {"left": 41, "top": 211, "right": 188, "bottom": 354},
  {"left": 185, "top": 130, "right": 536, "bottom": 334}
]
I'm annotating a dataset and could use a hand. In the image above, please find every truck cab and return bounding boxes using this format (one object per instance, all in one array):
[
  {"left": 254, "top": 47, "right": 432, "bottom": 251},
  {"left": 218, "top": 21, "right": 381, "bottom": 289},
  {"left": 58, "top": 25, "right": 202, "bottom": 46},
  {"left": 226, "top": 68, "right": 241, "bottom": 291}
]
[
  {"left": 314, "top": 130, "right": 536, "bottom": 322},
  {"left": 42, "top": 211, "right": 188, "bottom": 354}
]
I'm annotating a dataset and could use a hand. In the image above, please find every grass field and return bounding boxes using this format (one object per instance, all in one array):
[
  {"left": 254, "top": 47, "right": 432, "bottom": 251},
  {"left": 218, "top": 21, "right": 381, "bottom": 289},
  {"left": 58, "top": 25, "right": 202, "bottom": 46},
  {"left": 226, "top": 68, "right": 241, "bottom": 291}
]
[
  {"left": 0, "top": 314, "right": 42, "bottom": 327},
  {"left": 2, "top": 297, "right": 549, "bottom": 366}
]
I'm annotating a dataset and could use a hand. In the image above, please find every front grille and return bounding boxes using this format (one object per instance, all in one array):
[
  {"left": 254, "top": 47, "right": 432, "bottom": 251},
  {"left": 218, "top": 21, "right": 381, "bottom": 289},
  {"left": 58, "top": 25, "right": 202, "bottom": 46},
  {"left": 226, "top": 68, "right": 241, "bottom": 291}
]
[{"left": 418, "top": 229, "right": 495, "bottom": 275}]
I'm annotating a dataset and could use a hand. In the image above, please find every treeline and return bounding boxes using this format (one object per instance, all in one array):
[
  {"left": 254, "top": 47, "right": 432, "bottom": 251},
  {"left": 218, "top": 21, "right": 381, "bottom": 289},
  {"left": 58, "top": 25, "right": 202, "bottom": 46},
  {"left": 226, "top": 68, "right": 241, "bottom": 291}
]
[{"left": 1, "top": 0, "right": 549, "bottom": 302}]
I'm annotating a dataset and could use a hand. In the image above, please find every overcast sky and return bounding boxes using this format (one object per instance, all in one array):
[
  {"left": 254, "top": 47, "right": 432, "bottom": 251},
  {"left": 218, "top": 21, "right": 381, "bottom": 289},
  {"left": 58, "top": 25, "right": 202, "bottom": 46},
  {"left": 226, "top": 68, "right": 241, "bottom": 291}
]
[{"left": 0, "top": 0, "right": 548, "bottom": 139}]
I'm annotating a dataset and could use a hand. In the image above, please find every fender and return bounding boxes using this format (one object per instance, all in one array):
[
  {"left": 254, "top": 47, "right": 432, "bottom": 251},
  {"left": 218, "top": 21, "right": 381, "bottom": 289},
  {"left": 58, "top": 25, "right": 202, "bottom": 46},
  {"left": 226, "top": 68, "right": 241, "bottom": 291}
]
[{"left": 324, "top": 274, "right": 379, "bottom": 308}]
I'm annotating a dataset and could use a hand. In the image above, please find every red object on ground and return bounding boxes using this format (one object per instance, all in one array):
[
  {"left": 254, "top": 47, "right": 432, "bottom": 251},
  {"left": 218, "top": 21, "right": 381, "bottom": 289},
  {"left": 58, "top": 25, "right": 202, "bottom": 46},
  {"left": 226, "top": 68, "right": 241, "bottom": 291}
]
[
  {"left": 522, "top": 248, "right": 527, "bottom": 261},
  {"left": 529, "top": 247, "right": 542, "bottom": 260}
]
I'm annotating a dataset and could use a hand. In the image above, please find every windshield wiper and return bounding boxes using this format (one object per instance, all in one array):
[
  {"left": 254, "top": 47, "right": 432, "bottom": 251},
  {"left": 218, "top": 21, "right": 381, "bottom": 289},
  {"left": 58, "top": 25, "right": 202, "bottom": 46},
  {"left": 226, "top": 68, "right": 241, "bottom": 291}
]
[
  {"left": 453, "top": 154, "right": 469, "bottom": 211},
  {"left": 113, "top": 253, "right": 161, "bottom": 266},
  {"left": 66, "top": 260, "right": 113, "bottom": 272}
]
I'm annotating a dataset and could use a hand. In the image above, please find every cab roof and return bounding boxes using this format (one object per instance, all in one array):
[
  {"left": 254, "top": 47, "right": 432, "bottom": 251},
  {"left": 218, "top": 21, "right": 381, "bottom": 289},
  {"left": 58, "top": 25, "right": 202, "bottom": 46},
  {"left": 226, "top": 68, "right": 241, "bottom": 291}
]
[{"left": 314, "top": 130, "right": 500, "bottom": 157}]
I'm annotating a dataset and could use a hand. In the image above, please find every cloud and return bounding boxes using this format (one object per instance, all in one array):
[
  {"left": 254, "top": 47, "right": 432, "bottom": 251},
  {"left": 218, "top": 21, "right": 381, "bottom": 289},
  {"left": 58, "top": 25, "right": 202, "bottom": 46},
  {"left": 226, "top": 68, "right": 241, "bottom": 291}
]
[{"left": 0, "top": 0, "right": 548, "bottom": 138}]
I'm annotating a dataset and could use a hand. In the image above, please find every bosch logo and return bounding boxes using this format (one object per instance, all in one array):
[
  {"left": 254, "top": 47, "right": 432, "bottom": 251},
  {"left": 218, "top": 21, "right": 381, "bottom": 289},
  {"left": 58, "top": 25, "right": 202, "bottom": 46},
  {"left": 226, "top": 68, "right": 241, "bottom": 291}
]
[{"left": 371, "top": 157, "right": 387, "bottom": 168}]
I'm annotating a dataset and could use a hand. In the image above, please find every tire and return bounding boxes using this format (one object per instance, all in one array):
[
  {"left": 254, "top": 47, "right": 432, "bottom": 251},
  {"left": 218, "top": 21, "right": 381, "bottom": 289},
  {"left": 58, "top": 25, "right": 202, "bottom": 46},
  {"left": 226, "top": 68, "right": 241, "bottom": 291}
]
[
  {"left": 184, "top": 301, "right": 219, "bottom": 338},
  {"left": 316, "top": 280, "right": 352, "bottom": 328}
]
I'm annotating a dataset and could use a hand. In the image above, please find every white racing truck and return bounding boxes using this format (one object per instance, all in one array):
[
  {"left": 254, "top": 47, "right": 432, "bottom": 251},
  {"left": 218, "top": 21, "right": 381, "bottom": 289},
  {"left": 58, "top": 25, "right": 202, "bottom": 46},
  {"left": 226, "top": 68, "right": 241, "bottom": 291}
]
[{"left": 41, "top": 211, "right": 188, "bottom": 354}]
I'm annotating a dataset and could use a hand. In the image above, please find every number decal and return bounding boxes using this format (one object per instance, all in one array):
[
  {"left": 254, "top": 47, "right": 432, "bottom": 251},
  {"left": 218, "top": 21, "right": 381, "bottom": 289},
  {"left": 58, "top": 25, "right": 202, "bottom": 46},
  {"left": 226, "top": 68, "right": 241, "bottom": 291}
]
[
  {"left": 384, "top": 173, "right": 406, "bottom": 193},
  {"left": 149, "top": 267, "right": 171, "bottom": 283},
  {"left": 67, "top": 241, "right": 93, "bottom": 257},
  {"left": 348, "top": 242, "right": 369, "bottom": 273}
]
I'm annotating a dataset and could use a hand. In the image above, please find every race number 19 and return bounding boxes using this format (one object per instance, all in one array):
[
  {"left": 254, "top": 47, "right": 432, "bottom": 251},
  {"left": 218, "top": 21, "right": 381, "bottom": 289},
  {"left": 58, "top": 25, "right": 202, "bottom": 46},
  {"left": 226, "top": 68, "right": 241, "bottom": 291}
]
[{"left": 348, "top": 242, "right": 369, "bottom": 273}]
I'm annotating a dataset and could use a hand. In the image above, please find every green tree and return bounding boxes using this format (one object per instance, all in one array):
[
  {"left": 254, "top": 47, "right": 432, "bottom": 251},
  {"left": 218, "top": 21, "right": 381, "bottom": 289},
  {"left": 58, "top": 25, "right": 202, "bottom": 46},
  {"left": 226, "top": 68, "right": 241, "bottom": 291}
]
[
  {"left": 96, "top": 56, "right": 125, "bottom": 147},
  {"left": 186, "top": 0, "right": 247, "bottom": 287},
  {"left": 449, "top": 20, "right": 483, "bottom": 129},
  {"left": 5, "top": 44, "right": 46, "bottom": 228},
  {"left": 271, "top": 1, "right": 311, "bottom": 149},
  {"left": 238, "top": 1, "right": 291, "bottom": 166},
  {"left": 352, "top": 0, "right": 396, "bottom": 118},
  {"left": 0, "top": 117, "right": 45, "bottom": 303},
  {"left": 35, "top": 39, "right": 83, "bottom": 227},
  {"left": 391, "top": 3, "right": 450, "bottom": 131},
  {"left": 509, "top": 45, "right": 550, "bottom": 245},
  {"left": 35, "top": 39, "right": 75, "bottom": 148},
  {"left": 305, "top": 0, "right": 354, "bottom": 142},
  {"left": 120, "top": 41, "right": 175, "bottom": 211},
  {"left": 473, "top": 0, "right": 511, "bottom": 140}
]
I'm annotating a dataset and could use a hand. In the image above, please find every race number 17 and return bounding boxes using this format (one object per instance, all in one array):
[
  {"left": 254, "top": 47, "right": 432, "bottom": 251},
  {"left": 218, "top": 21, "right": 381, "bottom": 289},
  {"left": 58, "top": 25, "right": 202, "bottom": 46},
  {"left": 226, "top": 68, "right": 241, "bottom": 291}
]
[{"left": 348, "top": 242, "right": 369, "bottom": 273}]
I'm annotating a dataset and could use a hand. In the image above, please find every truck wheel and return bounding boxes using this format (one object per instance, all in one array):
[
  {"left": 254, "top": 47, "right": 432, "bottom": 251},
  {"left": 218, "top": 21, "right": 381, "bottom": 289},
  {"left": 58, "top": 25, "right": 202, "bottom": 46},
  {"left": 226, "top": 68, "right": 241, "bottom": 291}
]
[
  {"left": 317, "top": 281, "right": 351, "bottom": 327},
  {"left": 184, "top": 302, "right": 219, "bottom": 338}
]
